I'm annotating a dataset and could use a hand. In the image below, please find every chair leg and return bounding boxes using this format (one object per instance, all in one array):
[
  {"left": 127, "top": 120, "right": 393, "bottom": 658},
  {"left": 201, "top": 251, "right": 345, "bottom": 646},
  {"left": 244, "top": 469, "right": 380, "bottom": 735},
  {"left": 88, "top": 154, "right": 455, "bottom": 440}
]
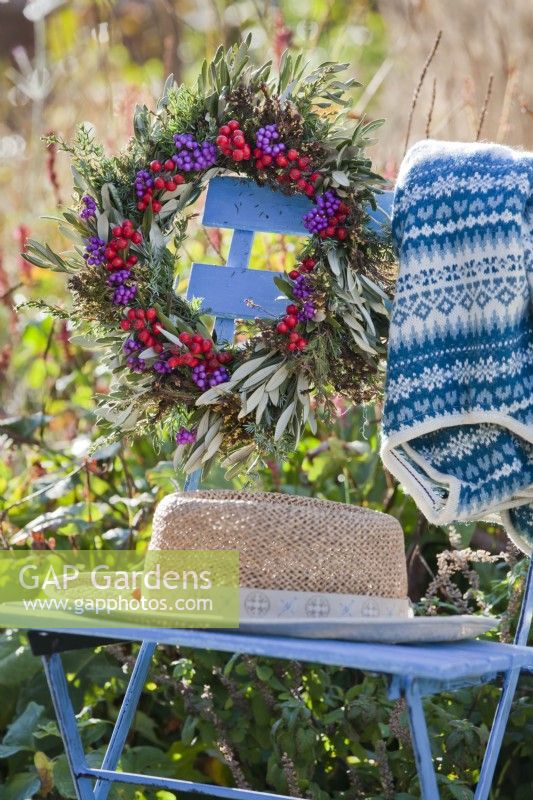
[
  {"left": 93, "top": 641, "right": 157, "bottom": 800},
  {"left": 474, "top": 668, "right": 521, "bottom": 800},
  {"left": 43, "top": 653, "right": 95, "bottom": 800},
  {"left": 404, "top": 679, "right": 440, "bottom": 800}
]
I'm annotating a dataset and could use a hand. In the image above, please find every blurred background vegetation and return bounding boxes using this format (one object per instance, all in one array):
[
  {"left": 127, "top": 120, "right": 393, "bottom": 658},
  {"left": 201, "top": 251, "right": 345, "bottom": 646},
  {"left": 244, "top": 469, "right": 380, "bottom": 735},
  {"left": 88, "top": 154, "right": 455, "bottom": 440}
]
[{"left": 1, "top": 2, "right": 533, "bottom": 799}]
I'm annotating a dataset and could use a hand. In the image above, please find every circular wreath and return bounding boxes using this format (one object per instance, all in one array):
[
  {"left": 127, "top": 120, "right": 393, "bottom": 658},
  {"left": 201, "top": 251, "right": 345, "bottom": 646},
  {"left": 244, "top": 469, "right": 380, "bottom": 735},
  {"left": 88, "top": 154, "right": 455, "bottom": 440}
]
[{"left": 26, "top": 40, "right": 394, "bottom": 477}]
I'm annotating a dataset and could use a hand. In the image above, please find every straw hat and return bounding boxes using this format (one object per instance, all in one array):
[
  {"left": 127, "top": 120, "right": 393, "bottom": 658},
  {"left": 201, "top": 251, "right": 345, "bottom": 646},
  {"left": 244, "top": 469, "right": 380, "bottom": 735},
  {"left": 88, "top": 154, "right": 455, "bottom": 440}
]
[{"left": 151, "top": 491, "right": 411, "bottom": 621}]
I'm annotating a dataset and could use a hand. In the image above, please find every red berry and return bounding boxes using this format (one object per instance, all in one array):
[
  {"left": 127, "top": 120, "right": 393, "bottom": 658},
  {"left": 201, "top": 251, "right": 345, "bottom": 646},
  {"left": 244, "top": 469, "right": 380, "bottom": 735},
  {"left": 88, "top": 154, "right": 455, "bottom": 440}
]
[
  {"left": 256, "top": 159, "right": 264, "bottom": 170},
  {"left": 286, "top": 304, "right": 298, "bottom": 314},
  {"left": 289, "top": 332, "right": 299, "bottom": 343},
  {"left": 287, "top": 149, "right": 299, "bottom": 161},
  {"left": 190, "top": 358, "right": 199, "bottom": 367},
  {"left": 127, "top": 309, "right": 137, "bottom": 320},
  {"left": 189, "top": 343, "right": 201, "bottom": 355},
  {"left": 305, "top": 258, "right": 316, "bottom": 269},
  {"left": 138, "top": 330, "right": 150, "bottom": 343},
  {"left": 228, "top": 120, "right": 240, "bottom": 131},
  {"left": 305, "top": 185, "right": 315, "bottom": 197},
  {"left": 232, "top": 149, "right": 244, "bottom": 161},
  {"left": 137, "top": 202, "right": 147, "bottom": 211},
  {"left": 285, "top": 315, "right": 298, "bottom": 328},
  {"left": 175, "top": 174, "right": 185, "bottom": 185},
  {"left": 192, "top": 334, "right": 203, "bottom": 344},
  {"left": 143, "top": 192, "right": 152, "bottom": 203},
  {"left": 150, "top": 160, "right": 162, "bottom": 172},
  {"left": 201, "top": 340, "right": 212, "bottom": 353},
  {"left": 336, "top": 227, "right": 348, "bottom": 241},
  {"left": 233, "top": 134, "right": 245, "bottom": 148},
  {"left": 146, "top": 308, "right": 157, "bottom": 321},
  {"left": 127, "top": 254, "right": 138, "bottom": 266},
  {"left": 167, "top": 356, "right": 180, "bottom": 368},
  {"left": 276, "top": 322, "right": 288, "bottom": 334},
  {"left": 216, "top": 135, "right": 229, "bottom": 147},
  {"left": 296, "top": 339, "right": 307, "bottom": 350},
  {"left": 164, "top": 159, "right": 175, "bottom": 171},
  {"left": 136, "top": 309, "right": 145, "bottom": 319},
  {"left": 287, "top": 342, "right": 297, "bottom": 351},
  {"left": 152, "top": 200, "right": 162, "bottom": 213},
  {"left": 276, "top": 155, "right": 288, "bottom": 168},
  {"left": 289, "top": 269, "right": 300, "bottom": 279},
  {"left": 105, "top": 246, "right": 116, "bottom": 259},
  {"left": 253, "top": 148, "right": 262, "bottom": 158},
  {"left": 166, "top": 181, "right": 177, "bottom": 192},
  {"left": 112, "top": 225, "right": 122, "bottom": 237},
  {"left": 152, "top": 322, "right": 162, "bottom": 334},
  {"left": 154, "top": 177, "right": 165, "bottom": 190},
  {"left": 116, "top": 237, "right": 128, "bottom": 250},
  {"left": 326, "top": 226, "right": 335, "bottom": 237},
  {"left": 262, "top": 154, "right": 272, "bottom": 166},
  {"left": 154, "top": 343, "right": 164, "bottom": 354},
  {"left": 310, "top": 172, "right": 320, "bottom": 182},
  {"left": 111, "top": 257, "right": 124, "bottom": 269},
  {"left": 298, "top": 157, "right": 310, "bottom": 169},
  {"left": 219, "top": 125, "right": 230, "bottom": 136},
  {"left": 119, "top": 320, "right": 131, "bottom": 331},
  {"left": 297, "top": 179, "right": 307, "bottom": 191},
  {"left": 131, "top": 231, "right": 142, "bottom": 244},
  {"left": 289, "top": 168, "right": 301, "bottom": 181},
  {"left": 179, "top": 332, "right": 192, "bottom": 344}
]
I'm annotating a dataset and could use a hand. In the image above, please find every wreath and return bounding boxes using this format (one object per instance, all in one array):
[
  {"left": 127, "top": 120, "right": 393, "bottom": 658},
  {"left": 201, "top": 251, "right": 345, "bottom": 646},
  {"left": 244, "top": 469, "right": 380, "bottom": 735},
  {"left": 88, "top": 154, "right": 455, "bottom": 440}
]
[{"left": 26, "top": 39, "right": 394, "bottom": 477}]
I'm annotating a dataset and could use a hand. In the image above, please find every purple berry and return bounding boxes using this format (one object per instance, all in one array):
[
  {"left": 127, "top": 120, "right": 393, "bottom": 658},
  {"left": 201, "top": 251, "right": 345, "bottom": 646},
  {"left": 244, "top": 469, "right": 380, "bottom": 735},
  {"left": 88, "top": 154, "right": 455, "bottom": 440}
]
[
  {"left": 83, "top": 236, "right": 106, "bottom": 266},
  {"left": 80, "top": 195, "right": 97, "bottom": 219},
  {"left": 175, "top": 427, "right": 197, "bottom": 445}
]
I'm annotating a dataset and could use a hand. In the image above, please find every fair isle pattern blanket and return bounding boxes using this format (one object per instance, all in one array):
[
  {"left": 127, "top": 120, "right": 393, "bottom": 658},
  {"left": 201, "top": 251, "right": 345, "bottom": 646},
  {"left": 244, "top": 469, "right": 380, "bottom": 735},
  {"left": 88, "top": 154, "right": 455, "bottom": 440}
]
[{"left": 380, "top": 140, "right": 533, "bottom": 553}]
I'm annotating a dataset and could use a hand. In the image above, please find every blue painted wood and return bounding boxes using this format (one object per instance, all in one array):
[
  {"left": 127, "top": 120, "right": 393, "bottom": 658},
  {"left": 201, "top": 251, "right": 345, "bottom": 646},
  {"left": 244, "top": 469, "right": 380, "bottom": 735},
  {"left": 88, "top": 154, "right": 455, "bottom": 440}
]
[
  {"left": 203, "top": 176, "right": 311, "bottom": 235},
  {"left": 405, "top": 680, "right": 439, "bottom": 800},
  {"left": 86, "top": 766, "right": 294, "bottom": 800},
  {"left": 94, "top": 641, "right": 157, "bottom": 800},
  {"left": 43, "top": 654, "right": 94, "bottom": 800},
  {"left": 227, "top": 229, "right": 255, "bottom": 267},
  {"left": 187, "top": 264, "right": 287, "bottom": 319},
  {"left": 36, "top": 627, "right": 533, "bottom": 682}
]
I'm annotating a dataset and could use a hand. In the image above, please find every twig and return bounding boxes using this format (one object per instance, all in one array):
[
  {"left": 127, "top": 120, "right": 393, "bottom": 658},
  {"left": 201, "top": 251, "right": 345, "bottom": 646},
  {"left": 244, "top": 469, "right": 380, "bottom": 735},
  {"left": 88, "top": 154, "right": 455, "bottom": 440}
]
[
  {"left": 425, "top": 77, "right": 437, "bottom": 138},
  {"left": 476, "top": 74, "right": 494, "bottom": 141},
  {"left": 496, "top": 67, "right": 518, "bottom": 143},
  {"left": 403, "top": 31, "right": 442, "bottom": 157}
]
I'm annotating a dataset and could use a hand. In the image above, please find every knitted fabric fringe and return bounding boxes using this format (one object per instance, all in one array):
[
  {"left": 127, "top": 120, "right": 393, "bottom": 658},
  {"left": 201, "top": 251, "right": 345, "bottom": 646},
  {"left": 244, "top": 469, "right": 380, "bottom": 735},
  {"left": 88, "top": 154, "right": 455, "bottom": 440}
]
[{"left": 381, "top": 140, "right": 533, "bottom": 553}]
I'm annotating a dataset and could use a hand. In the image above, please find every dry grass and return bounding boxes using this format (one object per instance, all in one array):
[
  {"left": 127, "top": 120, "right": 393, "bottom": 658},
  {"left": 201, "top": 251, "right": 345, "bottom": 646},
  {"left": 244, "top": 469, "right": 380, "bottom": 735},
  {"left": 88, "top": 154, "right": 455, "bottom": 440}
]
[{"left": 374, "top": 0, "right": 533, "bottom": 169}]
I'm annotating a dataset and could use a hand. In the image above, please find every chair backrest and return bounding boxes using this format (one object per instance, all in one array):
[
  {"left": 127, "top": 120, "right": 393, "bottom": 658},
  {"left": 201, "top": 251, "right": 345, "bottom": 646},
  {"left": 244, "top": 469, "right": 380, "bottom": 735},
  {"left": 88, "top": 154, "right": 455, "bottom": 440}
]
[
  {"left": 186, "top": 175, "right": 393, "bottom": 341},
  {"left": 183, "top": 176, "right": 391, "bottom": 491}
]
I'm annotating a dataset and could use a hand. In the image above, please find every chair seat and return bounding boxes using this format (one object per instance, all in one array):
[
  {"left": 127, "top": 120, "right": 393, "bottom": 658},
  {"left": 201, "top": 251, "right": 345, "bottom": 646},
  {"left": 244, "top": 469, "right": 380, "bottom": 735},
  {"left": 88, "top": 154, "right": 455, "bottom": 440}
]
[{"left": 41, "top": 627, "right": 533, "bottom": 682}]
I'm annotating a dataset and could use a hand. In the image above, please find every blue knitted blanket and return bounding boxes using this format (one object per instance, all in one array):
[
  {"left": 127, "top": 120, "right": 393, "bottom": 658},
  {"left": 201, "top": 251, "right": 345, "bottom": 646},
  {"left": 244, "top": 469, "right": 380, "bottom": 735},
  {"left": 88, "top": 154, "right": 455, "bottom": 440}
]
[{"left": 381, "top": 140, "right": 533, "bottom": 553}]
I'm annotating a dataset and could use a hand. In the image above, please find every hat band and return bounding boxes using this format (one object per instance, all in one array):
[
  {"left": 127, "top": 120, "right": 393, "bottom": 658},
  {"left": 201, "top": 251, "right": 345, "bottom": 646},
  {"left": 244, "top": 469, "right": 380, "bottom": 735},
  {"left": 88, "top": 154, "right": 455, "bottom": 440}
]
[{"left": 240, "top": 588, "right": 412, "bottom": 621}]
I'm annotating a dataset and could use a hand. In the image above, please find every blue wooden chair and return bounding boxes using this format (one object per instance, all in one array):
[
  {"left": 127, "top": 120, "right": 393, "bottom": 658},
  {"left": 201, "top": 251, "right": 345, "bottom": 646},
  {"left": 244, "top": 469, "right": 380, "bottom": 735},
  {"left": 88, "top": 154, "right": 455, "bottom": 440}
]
[{"left": 28, "top": 176, "right": 533, "bottom": 800}]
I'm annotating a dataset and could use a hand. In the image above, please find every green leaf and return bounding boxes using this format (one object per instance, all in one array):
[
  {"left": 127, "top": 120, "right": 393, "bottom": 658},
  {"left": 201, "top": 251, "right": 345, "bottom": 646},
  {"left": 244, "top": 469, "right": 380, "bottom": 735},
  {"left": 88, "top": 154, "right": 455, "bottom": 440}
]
[
  {"left": 0, "top": 772, "right": 40, "bottom": 800},
  {"left": 0, "top": 702, "right": 45, "bottom": 756}
]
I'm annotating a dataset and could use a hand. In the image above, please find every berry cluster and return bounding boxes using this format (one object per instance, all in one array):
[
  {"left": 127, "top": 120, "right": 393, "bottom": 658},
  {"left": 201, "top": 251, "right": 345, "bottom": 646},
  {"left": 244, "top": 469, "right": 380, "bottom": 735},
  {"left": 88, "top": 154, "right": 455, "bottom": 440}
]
[
  {"left": 176, "top": 427, "right": 197, "bottom": 445},
  {"left": 253, "top": 141, "right": 319, "bottom": 197},
  {"left": 167, "top": 332, "right": 232, "bottom": 389},
  {"left": 303, "top": 190, "right": 349, "bottom": 239},
  {"left": 83, "top": 236, "right": 107, "bottom": 267},
  {"left": 275, "top": 304, "right": 309, "bottom": 351},
  {"left": 135, "top": 160, "right": 185, "bottom": 213},
  {"left": 102, "top": 220, "right": 143, "bottom": 305},
  {"left": 80, "top": 195, "right": 97, "bottom": 219},
  {"left": 173, "top": 133, "right": 218, "bottom": 171},
  {"left": 120, "top": 308, "right": 163, "bottom": 371},
  {"left": 216, "top": 120, "right": 251, "bottom": 162},
  {"left": 255, "top": 124, "right": 285, "bottom": 156}
]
